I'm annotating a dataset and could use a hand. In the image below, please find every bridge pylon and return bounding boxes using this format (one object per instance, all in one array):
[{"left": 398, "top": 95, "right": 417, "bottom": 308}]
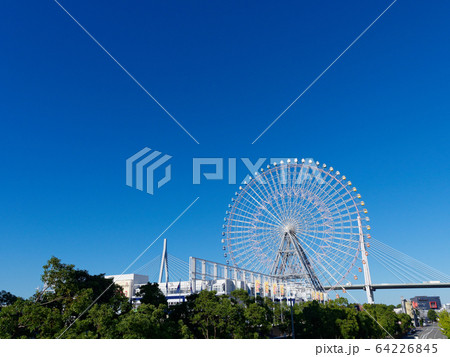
[
  {"left": 358, "top": 217, "right": 374, "bottom": 304},
  {"left": 158, "top": 239, "right": 169, "bottom": 293}
]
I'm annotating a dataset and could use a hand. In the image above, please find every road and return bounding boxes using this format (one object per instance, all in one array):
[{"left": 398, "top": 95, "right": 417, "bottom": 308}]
[{"left": 408, "top": 323, "right": 447, "bottom": 339}]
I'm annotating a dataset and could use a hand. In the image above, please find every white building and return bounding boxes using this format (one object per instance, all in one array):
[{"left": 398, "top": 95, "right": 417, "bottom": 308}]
[
  {"left": 153, "top": 257, "right": 327, "bottom": 305},
  {"left": 105, "top": 274, "right": 148, "bottom": 305},
  {"left": 105, "top": 243, "right": 327, "bottom": 307}
]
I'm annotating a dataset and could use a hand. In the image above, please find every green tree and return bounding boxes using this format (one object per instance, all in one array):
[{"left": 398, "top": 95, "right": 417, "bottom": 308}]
[
  {"left": 229, "top": 290, "right": 271, "bottom": 338},
  {"left": 356, "top": 310, "right": 382, "bottom": 338},
  {"left": 427, "top": 309, "right": 438, "bottom": 322},
  {"left": 296, "top": 300, "right": 361, "bottom": 338},
  {"left": 190, "top": 291, "right": 234, "bottom": 338},
  {"left": 243, "top": 302, "right": 271, "bottom": 338},
  {"left": 362, "top": 304, "right": 403, "bottom": 338},
  {"left": 398, "top": 313, "right": 412, "bottom": 334},
  {"left": 136, "top": 283, "right": 167, "bottom": 307},
  {"left": 0, "top": 257, "right": 130, "bottom": 338},
  {"left": 230, "top": 289, "right": 251, "bottom": 306},
  {"left": 165, "top": 297, "right": 196, "bottom": 338},
  {"left": 38, "top": 257, "right": 130, "bottom": 338},
  {"left": 0, "top": 291, "right": 18, "bottom": 308},
  {"left": 438, "top": 310, "right": 450, "bottom": 338},
  {"left": 117, "top": 303, "right": 174, "bottom": 338},
  {"left": 1, "top": 256, "right": 425, "bottom": 339},
  {"left": 336, "top": 309, "right": 359, "bottom": 339},
  {"left": 0, "top": 299, "right": 30, "bottom": 338}
]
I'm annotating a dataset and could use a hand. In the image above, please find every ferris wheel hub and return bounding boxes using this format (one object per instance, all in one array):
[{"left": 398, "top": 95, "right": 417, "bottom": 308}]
[{"left": 284, "top": 224, "right": 297, "bottom": 235}]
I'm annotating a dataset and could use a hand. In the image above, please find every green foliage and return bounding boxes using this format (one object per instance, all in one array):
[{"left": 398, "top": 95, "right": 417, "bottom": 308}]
[
  {"left": 438, "top": 310, "right": 450, "bottom": 338},
  {"left": 281, "top": 300, "right": 411, "bottom": 339},
  {"left": 0, "top": 290, "right": 18, "bottom": 308},
  {"left": 137, "top": 283, "right": 168, "bottom": 307},
  {"left": 0, "top": 257, "right": 130, "bottom": 339},
  {"left": 117, "top": 303, "right": 176, "bottom": 338},
  {"left": 362, "top": 303, "right": 411, "bottom": 338},
  {"left": 0, "top": 258, "right": 416, "bottom": 339},
  {"left": 336, "top": 309, "right": 359, "bottom": 339},
  {"left": 427, "top": 309, "right": 438, "bottom": 322},
  {"left": 190, "top": 290, "right": 233, "bottom": 338},
  {"left": 397, "top": 313, "right": 412, "bottom": 334},
  {"left": 186, "top": 289, "right": 272, "bottom": 339}
]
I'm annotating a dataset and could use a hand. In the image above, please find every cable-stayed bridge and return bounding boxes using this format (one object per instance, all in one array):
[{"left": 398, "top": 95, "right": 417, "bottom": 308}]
[
  {"left": 134, "top": 237, "right": 450, "bottom": 304},
  {"left": 122, "top": 160, "right": 450, "bottom": 304},
  {"left": 323, "top": 238, "right": 450, "bottom": 295}
]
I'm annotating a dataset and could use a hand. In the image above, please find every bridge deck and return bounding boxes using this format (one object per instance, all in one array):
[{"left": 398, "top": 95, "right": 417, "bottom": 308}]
[{"left": 324, "top": 282, "right": 450, "bottom": 291}]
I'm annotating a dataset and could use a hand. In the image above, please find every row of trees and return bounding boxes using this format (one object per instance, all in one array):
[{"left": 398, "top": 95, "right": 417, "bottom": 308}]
[
  {"left": 0, "top": 257, "right": 413, "bottom": 339},
  {"left": 289, "top": 297, "right": 413, "bottom": 338},
  {"left": 438, "top": 310, "right": 450, "bottom": 338}
]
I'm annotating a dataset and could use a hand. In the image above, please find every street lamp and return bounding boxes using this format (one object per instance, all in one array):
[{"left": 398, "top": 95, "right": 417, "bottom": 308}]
[{"left": 289, "top": 296, "right": 296, "bottom": 339}]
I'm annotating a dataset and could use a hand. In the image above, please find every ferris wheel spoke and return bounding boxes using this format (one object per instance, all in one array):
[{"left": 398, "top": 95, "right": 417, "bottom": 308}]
[
  {"left": 294, "top": 221, "right": 359, "bottom": 278},
  {"left": 304, "top": 238, "right": 356, "bottom": 280},
  {"left": 228, "top": 212, "right": 280, "bottom": 229},
  {"left": 308, "top": 175, "right": 350, "bottom": 211},
  {"left": 296, "top": 181, "right": 347, "bottom": 223},
  {"left": 243, "top": 183, "right": 285, "bottom": 226},
  {"left": 319, "top": 253, "right": 357, "bottom": 284},
  {"left": 238, "top": 249, "right": 268, "bottom": 272},
  {"left": 322, "top": 186, "right": 358, "bottom": 220},
  {"left": 287, "top": 231, "right": 345, "bottom": 286},
  {"left": 296, "top": 167, "right": 337, "bottom": 206},
  {"left": 235, "top": 190, "right": 282, "bottom": 227},
  {"left": 227, "top": 225, "right": 279, "bottom": 234},
  {"left": 311, "top": 253, "right": 352, "bottom": 289},
  {"left": 296, "top": 235, "right": 358, "bottom": 261},
  {"left": 255, "top": 170, "right": 284, "bottom": 216},
  {"left": 264, "top": 169, "right": 289, "bottom": 221},
  {"left": 305, "top": 186, "right": 350, "bottom": 222},
  {"left": 297, "top": 207, "right": 335, "bottom": 228},
  {"left": 322, "top": 239, "right": 360, "bottom": 257},
  {"left": 297, "top": 229, "right": 357, "bottom": 244}
]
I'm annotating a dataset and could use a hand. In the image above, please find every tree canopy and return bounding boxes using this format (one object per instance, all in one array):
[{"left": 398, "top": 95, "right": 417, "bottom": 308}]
[
  {"left": 438, "top": 310, "right": 450, "bottom": 338},
  {"left": 137, "top": 283, "right": 167, "bottom": 307},
  {"left": 427, "top": 309, "right": 438, "bottom": 322},
  {"left": 0, "top": 257, "right": 414, "bottom": 339},
  {"left": 0, "top": 290, "right": 17, "bottom": 308}
]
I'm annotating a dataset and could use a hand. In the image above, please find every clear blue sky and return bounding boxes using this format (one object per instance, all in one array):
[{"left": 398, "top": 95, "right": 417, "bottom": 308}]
[{"left": 1, "top": 1, "right": 449, "bottom": 305}]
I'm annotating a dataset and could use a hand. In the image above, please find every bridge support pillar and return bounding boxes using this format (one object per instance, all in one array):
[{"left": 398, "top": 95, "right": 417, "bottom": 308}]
[
  {"left": 365, "top": 286, "right": 375, "bottom": 305},
  {"left": 358, "top": 217, "right": 375, "bottom": 304}
]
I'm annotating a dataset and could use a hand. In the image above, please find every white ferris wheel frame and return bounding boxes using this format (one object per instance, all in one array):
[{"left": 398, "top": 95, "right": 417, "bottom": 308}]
[{"left": 223, "top": 159, "right": 374, "bottom": 303}]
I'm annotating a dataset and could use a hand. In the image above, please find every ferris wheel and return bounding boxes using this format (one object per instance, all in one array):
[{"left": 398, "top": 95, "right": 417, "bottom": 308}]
[{"left": 222, "top": 158, "right": 372, "bottom": 293}]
